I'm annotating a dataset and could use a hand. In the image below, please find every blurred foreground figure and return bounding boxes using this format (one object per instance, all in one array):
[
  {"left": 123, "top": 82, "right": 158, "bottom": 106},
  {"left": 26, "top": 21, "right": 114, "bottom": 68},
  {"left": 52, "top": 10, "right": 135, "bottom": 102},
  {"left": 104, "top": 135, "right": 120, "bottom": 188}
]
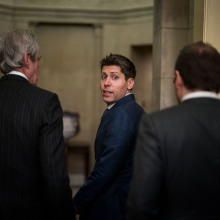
[
  {"left": 0, "top": 30, "right": 75, "bottom": 220},
  {"left": 127, "top": 42, "right": 220, "bottom": 220}
]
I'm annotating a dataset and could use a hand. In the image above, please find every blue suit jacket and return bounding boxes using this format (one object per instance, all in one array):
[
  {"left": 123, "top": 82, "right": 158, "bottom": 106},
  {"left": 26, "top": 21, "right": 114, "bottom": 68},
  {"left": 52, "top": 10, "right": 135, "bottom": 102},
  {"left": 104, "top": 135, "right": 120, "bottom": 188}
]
[{"left": 73, "top": 94, "right": 145, "bottom": 220}]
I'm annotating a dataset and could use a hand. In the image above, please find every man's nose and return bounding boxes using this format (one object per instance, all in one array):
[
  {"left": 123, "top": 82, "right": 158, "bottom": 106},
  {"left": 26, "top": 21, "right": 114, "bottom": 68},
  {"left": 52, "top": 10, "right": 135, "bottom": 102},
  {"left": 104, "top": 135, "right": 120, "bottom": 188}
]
[{"left": 104, "top": 77, "right": 111, "bottom": 86}]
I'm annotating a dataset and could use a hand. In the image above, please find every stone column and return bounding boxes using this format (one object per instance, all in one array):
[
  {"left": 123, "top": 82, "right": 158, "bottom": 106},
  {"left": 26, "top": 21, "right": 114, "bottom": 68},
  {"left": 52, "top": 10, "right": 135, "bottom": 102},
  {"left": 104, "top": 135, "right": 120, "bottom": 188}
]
[
  {"left": 151, "top": 0, "right": 194, "bottom": 111},
  {"left": 90, "top": 24, "right": 103, "bottom": 168}
]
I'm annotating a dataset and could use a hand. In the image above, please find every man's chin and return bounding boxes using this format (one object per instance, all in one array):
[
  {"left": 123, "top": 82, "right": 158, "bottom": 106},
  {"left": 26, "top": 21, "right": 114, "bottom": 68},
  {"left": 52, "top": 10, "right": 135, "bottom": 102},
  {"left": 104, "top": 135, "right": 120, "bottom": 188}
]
[
  {"left": 102, "top": 97, "right": 111, "bottom": 102},
  {"left": 103, "top": 99, "right": 114, "bottom": 106}
]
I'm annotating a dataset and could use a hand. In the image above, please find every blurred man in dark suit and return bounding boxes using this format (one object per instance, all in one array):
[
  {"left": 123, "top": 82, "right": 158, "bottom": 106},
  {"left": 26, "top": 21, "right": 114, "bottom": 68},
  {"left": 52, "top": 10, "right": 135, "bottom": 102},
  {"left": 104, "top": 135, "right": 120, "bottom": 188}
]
[
  {"left": 73, "top": 54, "right": 145, "bottom": 220},
  {"left": 127, "top": 42, "right": 220, "bottom": 220},
  {"left": 0, "top": 29, "right": 75, "bottom": 220}
]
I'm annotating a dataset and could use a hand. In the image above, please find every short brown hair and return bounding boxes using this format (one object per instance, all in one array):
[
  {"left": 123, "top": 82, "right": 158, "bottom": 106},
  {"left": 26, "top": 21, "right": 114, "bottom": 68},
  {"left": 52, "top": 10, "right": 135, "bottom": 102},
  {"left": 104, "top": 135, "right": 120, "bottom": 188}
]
[{"left": 100, "top": 53, "right": 136, "bottom": 80}]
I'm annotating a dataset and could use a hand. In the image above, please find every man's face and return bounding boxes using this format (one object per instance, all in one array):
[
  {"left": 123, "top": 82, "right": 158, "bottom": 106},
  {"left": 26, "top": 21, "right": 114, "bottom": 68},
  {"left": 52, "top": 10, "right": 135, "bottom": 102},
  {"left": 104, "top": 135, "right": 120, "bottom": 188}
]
[
  {"left": 100, "top": 65, "right": 134, "bottom": 106},
  {"left": 28, "top": 51, "right": 41, "bottom": 86}
]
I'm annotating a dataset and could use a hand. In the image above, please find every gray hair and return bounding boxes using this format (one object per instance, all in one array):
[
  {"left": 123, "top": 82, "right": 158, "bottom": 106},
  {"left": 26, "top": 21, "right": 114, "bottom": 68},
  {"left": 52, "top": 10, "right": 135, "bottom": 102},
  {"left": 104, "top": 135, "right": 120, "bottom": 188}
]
[{"left": 0, "top": 29, "right": 39, "bottom": 74}]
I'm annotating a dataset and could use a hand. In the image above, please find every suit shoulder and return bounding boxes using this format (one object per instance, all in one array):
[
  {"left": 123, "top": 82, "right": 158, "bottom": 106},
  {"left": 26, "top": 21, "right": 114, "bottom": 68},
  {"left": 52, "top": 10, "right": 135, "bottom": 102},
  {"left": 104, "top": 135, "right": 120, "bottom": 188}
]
[
  {"left": 151, "top": 105, "right": 179, "bottom": 116},
  {"left": 111, "top": 100, "right": 145, "bottom": 127},
  {"left": 116, "top": 99, "right": 144, "bottom": 114},
  {"left": 141, "top": 104, "right": 186, "bottom": 127},
  {"left": 27, "top": 84, "right": 58, "bottom": 99}
]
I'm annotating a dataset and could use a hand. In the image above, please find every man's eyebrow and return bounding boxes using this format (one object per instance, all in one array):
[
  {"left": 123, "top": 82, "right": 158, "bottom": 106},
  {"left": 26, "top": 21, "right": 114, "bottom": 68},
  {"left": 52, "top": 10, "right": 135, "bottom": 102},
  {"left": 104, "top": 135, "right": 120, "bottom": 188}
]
[
  {"left": 110, "top": 71, "right": 119, "bottom": 74},
  {"left": 101, "top": 71, "right": 118, "bottom": 73},
  {"left": 101, "top": 71, "right": 119, "bottom": 74}
]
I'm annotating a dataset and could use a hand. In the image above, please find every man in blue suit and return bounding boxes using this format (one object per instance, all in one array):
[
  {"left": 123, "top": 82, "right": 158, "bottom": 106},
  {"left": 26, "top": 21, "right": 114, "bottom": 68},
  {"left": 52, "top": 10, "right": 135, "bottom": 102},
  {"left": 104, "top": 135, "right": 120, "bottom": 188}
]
[
  {"left": 73, "top": 54, "right": 145, "bottom": 220},
  {"left": 127, "top": 42, "right": 220, "bottom": 220}
]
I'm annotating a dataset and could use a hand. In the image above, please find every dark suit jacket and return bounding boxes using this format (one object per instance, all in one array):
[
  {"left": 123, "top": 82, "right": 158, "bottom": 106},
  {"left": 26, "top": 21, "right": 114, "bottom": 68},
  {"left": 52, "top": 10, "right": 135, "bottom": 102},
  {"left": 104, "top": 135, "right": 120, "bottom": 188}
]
[
  {"left": 127, "top": 97, "right": 220, "bottom": 220},
  {"left": 0, "top": 74, "right": 75, "bottom": 220},
  {"left": 73, "top": 94, "right": 145, "bottom": 220}
]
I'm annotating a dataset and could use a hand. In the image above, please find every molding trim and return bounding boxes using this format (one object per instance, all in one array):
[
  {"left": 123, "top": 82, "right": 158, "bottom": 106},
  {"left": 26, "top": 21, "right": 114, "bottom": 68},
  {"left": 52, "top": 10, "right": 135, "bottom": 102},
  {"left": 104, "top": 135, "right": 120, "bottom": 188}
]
[{"left": 0, "top": 3, "right": 153, "bottom": 24}]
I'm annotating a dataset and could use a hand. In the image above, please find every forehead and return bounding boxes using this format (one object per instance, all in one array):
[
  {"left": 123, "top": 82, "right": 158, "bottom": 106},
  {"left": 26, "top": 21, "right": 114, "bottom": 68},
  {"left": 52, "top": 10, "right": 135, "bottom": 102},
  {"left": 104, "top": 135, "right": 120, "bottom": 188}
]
[{"left": 101, "top": 65, "right": 122, "bottom": 73}]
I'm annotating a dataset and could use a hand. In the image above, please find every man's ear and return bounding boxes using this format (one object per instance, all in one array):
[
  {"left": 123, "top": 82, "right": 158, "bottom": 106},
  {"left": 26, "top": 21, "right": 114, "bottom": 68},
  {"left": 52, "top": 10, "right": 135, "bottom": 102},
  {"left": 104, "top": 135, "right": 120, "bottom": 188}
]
[
  {"left": 127, "top": 78, "right": 134, "bottom": 90},
  {"left": 22, "top": 52, "right": 31, "bottom": 67},
  {"left": 175, "top": 70, "right": 184, "bottom": 88}
]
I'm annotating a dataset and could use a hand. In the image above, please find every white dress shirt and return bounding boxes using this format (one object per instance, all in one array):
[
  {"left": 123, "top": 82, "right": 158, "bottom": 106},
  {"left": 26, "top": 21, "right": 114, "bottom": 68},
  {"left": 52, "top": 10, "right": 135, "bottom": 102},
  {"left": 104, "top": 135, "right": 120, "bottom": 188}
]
[
  {"left": 182, "top": 91, "right": 219, "bottom": 102},
  {"left": 7, "top": 71, "right": 28, "bottom": 81}
]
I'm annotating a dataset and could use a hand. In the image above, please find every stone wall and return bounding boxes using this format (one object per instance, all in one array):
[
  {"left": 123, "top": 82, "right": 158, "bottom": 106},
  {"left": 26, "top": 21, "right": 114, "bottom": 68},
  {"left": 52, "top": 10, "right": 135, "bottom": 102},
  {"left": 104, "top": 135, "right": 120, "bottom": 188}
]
[{"left": 0, "top": 0, "right": 154, "bottom": 167}]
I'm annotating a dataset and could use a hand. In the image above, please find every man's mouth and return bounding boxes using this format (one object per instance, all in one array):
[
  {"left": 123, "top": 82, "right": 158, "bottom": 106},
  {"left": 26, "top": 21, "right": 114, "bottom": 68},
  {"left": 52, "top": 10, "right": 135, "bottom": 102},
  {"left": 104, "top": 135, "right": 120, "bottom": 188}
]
[{"left": 103, "top": 91, "right": 112, "bottom": 96}]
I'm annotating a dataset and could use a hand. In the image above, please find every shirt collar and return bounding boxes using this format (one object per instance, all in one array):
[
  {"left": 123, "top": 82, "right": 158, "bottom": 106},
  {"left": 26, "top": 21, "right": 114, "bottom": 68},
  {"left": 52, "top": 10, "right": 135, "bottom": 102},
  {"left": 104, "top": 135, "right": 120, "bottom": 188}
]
[
  {"left": 107, "top": 93, "right": 132, "bottom": 109},
  {"left": 7, "top": 71, "right": 28, "bottom": 81},
  {"left": 182, "top": 91, "right": 219, "bottom": 102}
]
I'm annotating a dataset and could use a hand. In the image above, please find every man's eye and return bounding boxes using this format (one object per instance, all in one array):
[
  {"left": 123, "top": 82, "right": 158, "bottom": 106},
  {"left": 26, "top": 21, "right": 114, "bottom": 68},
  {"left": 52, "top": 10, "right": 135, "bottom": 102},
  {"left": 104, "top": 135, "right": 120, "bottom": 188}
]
[
  {"left": 101, "top": 75, "right": 107, "bottom": 79},
  {"left": 112, "top": 76, "right": 118, "bottom": 80}
]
